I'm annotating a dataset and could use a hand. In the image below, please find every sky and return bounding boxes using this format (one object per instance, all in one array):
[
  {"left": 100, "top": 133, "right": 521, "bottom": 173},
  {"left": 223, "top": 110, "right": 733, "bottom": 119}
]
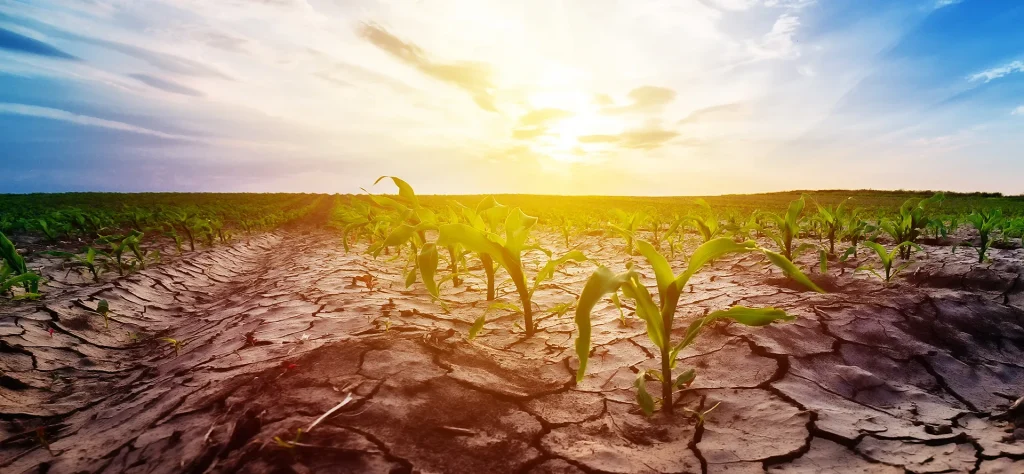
[{"left": 0, "top": 0, "right": 1023, "bottom": 195}]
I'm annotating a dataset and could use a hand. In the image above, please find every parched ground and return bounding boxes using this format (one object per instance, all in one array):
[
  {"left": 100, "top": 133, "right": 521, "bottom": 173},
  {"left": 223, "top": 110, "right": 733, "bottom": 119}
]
[{"left": 2, "top": 228, "right": 1024, "bottom": 473}]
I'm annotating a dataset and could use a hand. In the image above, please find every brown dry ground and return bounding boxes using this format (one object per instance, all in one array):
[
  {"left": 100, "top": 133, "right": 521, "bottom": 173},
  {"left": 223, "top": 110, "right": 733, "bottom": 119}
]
[{"left": 2, "top": 227, "right": 1024, "bottom": 473}]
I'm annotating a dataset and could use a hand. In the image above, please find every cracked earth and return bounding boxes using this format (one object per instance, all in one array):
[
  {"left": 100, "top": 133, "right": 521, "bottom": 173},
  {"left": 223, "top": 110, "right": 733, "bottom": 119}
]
[{"left": 2, "top": 228, "right": 1024, "bottom": 473}]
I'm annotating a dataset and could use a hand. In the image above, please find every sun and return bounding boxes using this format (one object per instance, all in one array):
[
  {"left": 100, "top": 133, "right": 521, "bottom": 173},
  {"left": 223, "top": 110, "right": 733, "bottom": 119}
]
[{"left": 523, "top": 89, "right": 623, "bottom": 163}]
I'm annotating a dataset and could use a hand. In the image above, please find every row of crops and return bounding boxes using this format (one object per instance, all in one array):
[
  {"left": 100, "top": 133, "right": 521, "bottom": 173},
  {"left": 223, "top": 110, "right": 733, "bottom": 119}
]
[
  {"left": 3, "top": 182, "right": 1022, "bottom": 415},
  {"left": 333, "top": 177, "right": 1024, "bottom": 414},
  {"left": 0, "top": 193, "right": 326, "bottom": 300}
]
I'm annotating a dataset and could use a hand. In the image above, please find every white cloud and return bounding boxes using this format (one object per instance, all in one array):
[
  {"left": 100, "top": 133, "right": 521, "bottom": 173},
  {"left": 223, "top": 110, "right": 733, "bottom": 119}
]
[
  {"left": 968, "top": 60, "right": 1024, "bottom": 82},
  {"left": 1013, "top": 105, "right": 1024, "bottom": 116},
  {"left": 0, "top": 103, "right": 200, "bottom": 141},
  {"left": 746, "top": 13, "right": 802, "bottom": 60},
  {"left": 934, "top": 0, "right": 963, "bottom": 9}
]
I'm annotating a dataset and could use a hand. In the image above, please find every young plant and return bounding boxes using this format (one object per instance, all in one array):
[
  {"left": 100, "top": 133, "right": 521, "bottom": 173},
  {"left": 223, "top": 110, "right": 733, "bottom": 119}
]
[
  {"left": 878, "top": 193, "right": 944, "bottom": 259},
  {"left": 609, "top": 210, "right": 644, "bottom": 255},
  {"left": 160, "top": 337, "right": 184, "bottom": 357},
  {"left": 813, "top": 198, "right": 851, "bottom": 255},
  {"left": 574, "top": 238, "right": 823, "bottom": 415},
  {"left": 959, "top": 209, "right": 1003, "bottom": 263},
  {"left": 684, "top": 199, "right": 724, "bottom": 243},
  {"left": 457, "top": 196, "right": 510, "bottom": 300},
  {"left": 856, "top": 241, "right": 921, "bottom": 283},
  {"left": 759, "top": 196, "right": 809, "bottom": 261},
  {"left": 95, "top": 299, "right": 112, "bottom": 328},
  {"left": 1, "top": 231, "right": 41, "bottom": 298},
  {"left": 437, "top": 209, "right": 586, "bottom": 337},
  {"left": 45, "top": 247, "right": 103, "bottom": 281}
]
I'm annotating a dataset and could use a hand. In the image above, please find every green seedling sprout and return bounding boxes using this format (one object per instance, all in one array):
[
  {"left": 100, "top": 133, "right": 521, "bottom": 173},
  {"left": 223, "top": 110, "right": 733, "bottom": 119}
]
[
  {"left": 957, "top": 209, "right": 1003, "bottom": 263},
  {"left": 160, "top": 337, "right": 184, "bottom": 357},
  {"left": 438, "top": 211, "right": 587, "bottom": 338},
  {"left": 95, "top": 299, "right": 111, "bottom": 329},
  {"left": 573, "top": 238, "right": 822, "bottom": 415},
  {"left": 878, "top": 193, "right": 944, "bottom": 259},
  {"left": 1, "top": 231, "right": 41, "bottom": 297},
  {"left": 856, "top": 241, "right": 922, "bottom": 283}
]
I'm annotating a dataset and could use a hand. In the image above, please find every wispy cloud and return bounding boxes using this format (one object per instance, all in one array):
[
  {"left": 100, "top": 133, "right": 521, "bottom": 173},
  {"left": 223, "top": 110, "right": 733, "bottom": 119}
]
[
  {"left": 746, "top": 13, "right": 801, "bottom": 60},
  {"left": 357, "top": 22, "right": 497, "bottom": 112},
  {"left": 602, "top": 86, "right": 677, "bottom": 114},
  {"left": 129, "top": 73, "right": 204, "bottom": 97},
  {"left": 0, "top": 27, "right": 77, "bottom": 60},
  {"left": 579, "top": 126, "right": 679, "bottom": 150},
  {"left": 934, "top": 0, "right": 964, "bottom": 9},
  {"left": 1013, "top": 105, "right": 1024, "bottom": 116},
  {"left": 511, "top": 108, "right": 573, "bottom": 140},
  {"left": 73, "top": 35, "right": 231, "bottom": 79},
  {"left": 968, "top": 60, "right": 1024, "bottom": 83},
  {"left": 0, "top": 103, "right": 199, "bottom": 141},
  {"left": 679, "top": 103, "right": 749, "bottom": 124}
]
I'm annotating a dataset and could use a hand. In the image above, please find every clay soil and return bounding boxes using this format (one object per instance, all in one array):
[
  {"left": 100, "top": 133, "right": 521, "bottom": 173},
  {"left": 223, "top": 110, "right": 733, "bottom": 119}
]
[{"left": 2, "top": 226, "right": 1024, "bottom": 473}]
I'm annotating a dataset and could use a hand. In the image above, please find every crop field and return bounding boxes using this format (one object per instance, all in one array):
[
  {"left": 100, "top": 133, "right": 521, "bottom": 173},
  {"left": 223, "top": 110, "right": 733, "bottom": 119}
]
[{"left": 2, "top": 179, "right": 1024, "bottom": 473}]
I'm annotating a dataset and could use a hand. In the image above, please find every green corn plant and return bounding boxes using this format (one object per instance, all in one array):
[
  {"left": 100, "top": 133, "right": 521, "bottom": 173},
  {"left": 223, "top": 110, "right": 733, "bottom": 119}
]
[
  {"left": 813, "top": 198, "right": 851, "bottom": 255},
  {"left": 364, "top": 177, "right": 452, "bottom": 301},
  {"left": 1, "top": 265, "right": 41, "bottom": 299},
  {"left": 437, "top": 209, "right": 586, "bottom": 337},
  {"left": 35, "top": 218, "right": 64, "bottom": 242},
  {"left": 124, "top": 206, "right": 153, "bottom": 232},
  {"left": 685, "top": 199, "right": 724, "bottom": 243},
  {"left": 556, "top": 216, "right": 575, "bottom": 248},
  {"left": 759, "top": 196, "right": 809, "bottom": 261},
  {"left": 98, "top": 231, "right": 146, "bottom": 276},
  {"left": 160, "top": 337, "right": 184, "bottom": 357},
  {"left": 878, "top": 193, "right": 944, "bottom": 260},
  {"left": 839, "top": 209, "right": 872, "bottom": 258},
  {"left": 166, "top": 209, "right": 202, "bottom": 251},
  {"left": 856, "top": 241, "right": 921, "bottom": 283},
  {"left": 164, "top": 230, "right": 184, "bottom": 255},
  {"left": 95, "top": 299, "right": 112, "bottom": 328},
  {"left": 44, "top": 247, "right": 103, "bottom": 281},
  {"left": 456, "top": 196, "right": 510, "bottom": 301},
  {"left": 958, "top": 209, "right": 1003, "bottom": 263},
  {"left": 1, "top": 231, "right": 34, "bottom": 287},
  {"left": 574, "top": 238, "right": 823, "bottom": 415},
  {"left": 609, "top": 210, "right": 644, "bottom": 255}
]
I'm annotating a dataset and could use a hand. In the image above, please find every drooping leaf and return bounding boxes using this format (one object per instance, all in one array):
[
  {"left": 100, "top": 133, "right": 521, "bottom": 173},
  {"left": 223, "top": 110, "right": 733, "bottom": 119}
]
[
  {"left": 574, "top": 266, "right": 631, "bottom": 382},
  {"left": 374, "top": 176, "right": 419, "bottom": 207},
  {"left": 418, "top": 243, "right": 440, "bottom": 298},
  {"left": 468, "top": 315, "right": 486, "bottom": 340},
  {"left": 634, "top": 371, "right": 656, "bottom": 416},
  {"left": 761, "top": 249, "right": 825, "bottom": 293}
]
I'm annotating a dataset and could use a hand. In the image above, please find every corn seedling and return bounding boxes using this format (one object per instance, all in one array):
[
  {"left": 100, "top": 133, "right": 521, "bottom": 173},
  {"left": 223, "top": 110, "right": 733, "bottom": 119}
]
[
  {"left": 856, "top": 241, "right": 922, "bottom": 283},
  {"left": 95, "top": 299, "right": 111, "bottom": 329},
  {"left": 813, "top": 198, "right": 851, "bottom": 255},
  {"left": 685, "top": 199, "right": 725, "bottom": 243},
  {"left": 35, "top": 217, "right": 65, "bottom": 242},
  {"left": 840, "top": 210, "right": 872, "bottom": 258},
  {"left": 759, "top": 196, "right": 810, "bottom": 261},
  {"left": 878, "top": 193, "right": 944, "bottom": 259},
  {"left": 958, "top": 209, "right": 1003, "bottom": 263},
  {"left": 438, "top": 209, "right": 587, "bottom": 338},
  {"left": 574, "top": 238, "right": 822, "bottom": 415},
  {"left": 609, "top": 210, "right": 644, "bottom": 255},
  {"left": 160, "top": 337, "right": 184, "bottom": 357},
  {"left": 1, "top": 231, "right": 41, "bottom": 297},
  {"left": 457, "top": 196, "right": 511, "bottom": 301}
]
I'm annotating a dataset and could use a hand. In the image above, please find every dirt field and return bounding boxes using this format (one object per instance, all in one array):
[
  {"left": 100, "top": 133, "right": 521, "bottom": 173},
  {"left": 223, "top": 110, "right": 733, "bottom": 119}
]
[{"left": 2, "top": 226, "right": 1024, "bottom": 473}]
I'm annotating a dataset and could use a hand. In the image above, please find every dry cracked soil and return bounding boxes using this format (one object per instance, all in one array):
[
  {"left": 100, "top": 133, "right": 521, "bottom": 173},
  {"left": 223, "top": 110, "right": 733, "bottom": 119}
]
[{"left": 2, "top": 228, "right": 1024, "bottom": 473}]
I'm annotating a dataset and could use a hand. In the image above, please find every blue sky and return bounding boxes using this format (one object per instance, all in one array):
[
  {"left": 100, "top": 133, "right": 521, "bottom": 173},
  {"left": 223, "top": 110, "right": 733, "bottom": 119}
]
[{"left": 1, "top": 0, "right": 1022, "bottom": 195}]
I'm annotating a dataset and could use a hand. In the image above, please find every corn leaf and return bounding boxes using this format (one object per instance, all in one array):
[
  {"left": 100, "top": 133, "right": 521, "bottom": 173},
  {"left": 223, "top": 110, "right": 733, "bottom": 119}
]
[
  {"left": 574, "top": 266, "right": 631, "bottom": 382},
  {"left": 418, "top": 243, "right": 440, "bottom": 298}
]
